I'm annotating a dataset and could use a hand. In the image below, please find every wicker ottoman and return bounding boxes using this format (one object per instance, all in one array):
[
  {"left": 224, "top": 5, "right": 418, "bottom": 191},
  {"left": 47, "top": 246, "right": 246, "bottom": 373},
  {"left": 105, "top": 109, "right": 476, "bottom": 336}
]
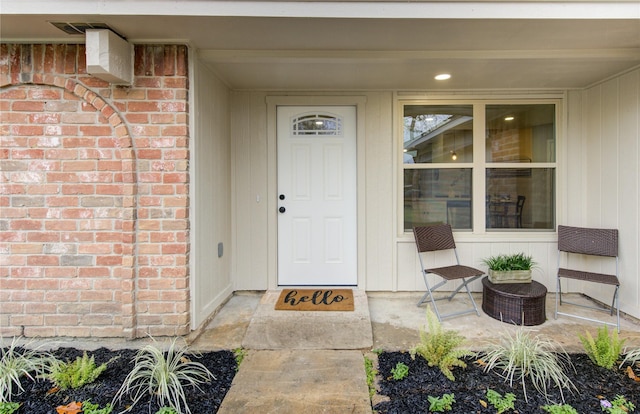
[{"left": 482, "top": 277, "right": 547, "bottom": 326}]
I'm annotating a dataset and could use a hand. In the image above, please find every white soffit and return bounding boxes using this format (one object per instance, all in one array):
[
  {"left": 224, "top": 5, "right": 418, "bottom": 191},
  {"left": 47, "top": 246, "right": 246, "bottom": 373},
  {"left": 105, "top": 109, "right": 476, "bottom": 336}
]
[{"left": 3, "top": 1, "right": 640, "bottom": 19}]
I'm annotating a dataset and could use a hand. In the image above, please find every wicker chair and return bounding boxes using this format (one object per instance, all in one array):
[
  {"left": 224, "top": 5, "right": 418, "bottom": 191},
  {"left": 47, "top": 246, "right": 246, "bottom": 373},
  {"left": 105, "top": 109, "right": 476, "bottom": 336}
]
[
  {"left": 413, "top": 224, "right": 484, "bottom": 321},
  {"left": 555, "top": 225, "right": 620, "bottom": 332}
]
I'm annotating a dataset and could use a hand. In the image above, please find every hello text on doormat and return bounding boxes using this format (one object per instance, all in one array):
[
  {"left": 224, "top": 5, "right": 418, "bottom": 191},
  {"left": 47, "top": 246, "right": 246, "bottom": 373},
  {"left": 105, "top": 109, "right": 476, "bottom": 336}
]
[{"left": 274, "top": 289, "right": 354, "bottom": 311}]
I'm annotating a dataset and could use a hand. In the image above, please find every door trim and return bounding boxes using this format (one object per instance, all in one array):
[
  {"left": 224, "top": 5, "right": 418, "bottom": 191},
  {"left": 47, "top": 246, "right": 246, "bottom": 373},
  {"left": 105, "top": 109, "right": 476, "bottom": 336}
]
[{"left": 266, "top": 96, "right": 367, "bottom": 289}]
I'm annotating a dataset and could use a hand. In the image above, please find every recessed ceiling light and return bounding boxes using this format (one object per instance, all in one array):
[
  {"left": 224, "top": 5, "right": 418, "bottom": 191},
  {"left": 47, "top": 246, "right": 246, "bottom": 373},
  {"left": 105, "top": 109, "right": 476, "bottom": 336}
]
[
  {"left": 504, "top": 116, "right": 515, "bottom": 121},
  {"left": 435, "top": 73, "right": 451, "bottom": 80}
]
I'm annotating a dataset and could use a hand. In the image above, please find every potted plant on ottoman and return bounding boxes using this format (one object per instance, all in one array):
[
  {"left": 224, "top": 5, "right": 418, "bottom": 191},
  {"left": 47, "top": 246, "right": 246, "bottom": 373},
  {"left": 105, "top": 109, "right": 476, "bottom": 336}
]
[{"left": 482, "top": 252, "right": 535, "bottom": 284}]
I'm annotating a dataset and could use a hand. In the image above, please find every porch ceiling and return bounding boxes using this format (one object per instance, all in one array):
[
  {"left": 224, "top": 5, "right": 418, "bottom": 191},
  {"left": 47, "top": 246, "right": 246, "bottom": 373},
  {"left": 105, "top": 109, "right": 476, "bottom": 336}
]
[{"left": 2, "top": 4, "right": 640, "bottom": 90}]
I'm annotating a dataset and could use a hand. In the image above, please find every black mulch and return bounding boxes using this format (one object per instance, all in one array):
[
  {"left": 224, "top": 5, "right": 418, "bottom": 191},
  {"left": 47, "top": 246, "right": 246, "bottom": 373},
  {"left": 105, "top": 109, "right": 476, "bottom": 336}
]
[
  {"left": 374, "top": 352, "right": 640, "bottom": 413},
  {"left": 10, "top": 347, "right": 237, "bottom": 414}
]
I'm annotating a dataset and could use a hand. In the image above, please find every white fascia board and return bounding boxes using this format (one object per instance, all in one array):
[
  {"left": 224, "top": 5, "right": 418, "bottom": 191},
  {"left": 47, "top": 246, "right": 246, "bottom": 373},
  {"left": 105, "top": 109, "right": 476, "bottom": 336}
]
[{"left": 3, "top": 1, "right": 639, "bottom": 19}]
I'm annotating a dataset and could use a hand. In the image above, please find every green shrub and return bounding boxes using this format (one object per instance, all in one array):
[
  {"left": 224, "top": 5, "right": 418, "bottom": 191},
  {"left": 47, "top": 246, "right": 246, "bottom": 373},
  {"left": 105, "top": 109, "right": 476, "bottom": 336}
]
[
  {"left": 47, "top": 352, "right": 115, "bottom": 390},
  {"left": 481, "top": 328, "right": 576, "bottom": 403},
  {"left": 427, "top": 393, "right": 455, "bottom": 412},
  {"left": 579, "top": 325, "right": 625, "bottom": 369},
  {"left": 410, "top": 307, "right": 474, "bottom": 381},
  {"left": 390, "top": 362, "right": 409, "bottom": 380},
  {"left": 113, "top": 337, "right": 215, "bottom": 414},
  {"left": 486, "top": 389, "right": 516, "bottom": 414},
  {"left": 600, "top": 395, "right": 636, "bottom": 413},
  {"left": 82, "top": 400, "right": 113, "bottom": 414},
  {"left": 542, "top": 403, "right": 579, "bottom": 414},
  {"left": 0, "top": 402, "right": 20, "bottom": 414},
  {"left": 0, "top": 337, "right": 51, "bottom": 402}
]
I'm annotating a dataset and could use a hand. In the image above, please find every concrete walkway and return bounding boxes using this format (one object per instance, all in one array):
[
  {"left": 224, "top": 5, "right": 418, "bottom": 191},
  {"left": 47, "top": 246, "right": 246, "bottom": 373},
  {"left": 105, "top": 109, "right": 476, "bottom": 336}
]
[{"left": 213, "top": 290, "right": 374, "bottom": 413}]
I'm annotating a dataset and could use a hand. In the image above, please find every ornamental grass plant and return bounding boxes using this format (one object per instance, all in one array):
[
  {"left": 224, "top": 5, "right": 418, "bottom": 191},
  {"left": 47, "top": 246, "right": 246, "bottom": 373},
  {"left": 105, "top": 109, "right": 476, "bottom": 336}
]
[
  {"left": 481, "top": 328, "right": 576, "bottom": 403},
  {"left": 0, "top": 337, "right": 51, "bottom": 403},
  {"left": 112, "top": 337, "right": 215, "bottom": 414}
]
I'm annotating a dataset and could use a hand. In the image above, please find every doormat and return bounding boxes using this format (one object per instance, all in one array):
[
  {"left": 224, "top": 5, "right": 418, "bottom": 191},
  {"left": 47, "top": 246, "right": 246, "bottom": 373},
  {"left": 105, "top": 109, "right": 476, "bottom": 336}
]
[{"left": 274, "top": 289, "right": 354, "bottom": 311}]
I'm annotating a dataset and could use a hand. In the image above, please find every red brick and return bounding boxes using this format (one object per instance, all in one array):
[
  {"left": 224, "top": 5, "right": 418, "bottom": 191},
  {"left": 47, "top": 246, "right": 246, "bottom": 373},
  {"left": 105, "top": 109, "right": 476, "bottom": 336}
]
[
  {"left": 27, "top": 232, "right": 60, "bottom": 242},
  {"left": 12, "top": 100, "right": 45, "bottom": 111},
  {"left": 45, "top": 220, "right": 77, "bottom": 231},
  {"left": 46, "top": 195, "right": 79, "bottom": 206},
  {"left": 12, "top": 125, "right": 45, "bottom": 136},
  {"left": 10, "top": 219, "right": 42, "bottom": 230},
  {"left": 62, "top": 137, "right": 96, "bottom": 148},
  {"left": 62, "top": 160, "right": 96, "bottom": 171},
  {"left": 61, "top": 184, "right": 94, "bottom": 195},
  {"left": 138, "top": 149, "right": 162, "bottom": 159},
  {"left": 27, "top": 255, "right": 60, "bottom": 266}
]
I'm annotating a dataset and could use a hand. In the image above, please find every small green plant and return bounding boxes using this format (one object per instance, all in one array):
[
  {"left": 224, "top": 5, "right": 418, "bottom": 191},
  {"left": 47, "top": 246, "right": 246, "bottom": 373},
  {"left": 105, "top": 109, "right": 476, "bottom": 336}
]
[
  {"left": 600, "top": 395, "right": 636, "bottom": 413},
  {"left": 82, "top": 400, "right": 113, "bottom": 414},
  {"left": 410, "top": 307, "right": 474, "bottom": 381},
  {"left": 486, "top": 389, "right": 516, "bottom": 414},
  {"left": 620, "top": 346, "right": 640, "bottom": 368},
  {"left": 481, "top": 328, "right": 576, "bottom": 402},
  {"left": 47, "top": 352, "right": 116, "bottom": 390},
  {"left": 579, "top": 325, "right": 625, "bottom": 369},
  {"left": 0, "top": 337, "right": 52, "bottom": 402},
  {"left": 155, "top": 408, "right": 179, "bottom": 414},
  {"left": 363, "top": 355, "right": 377, "bottom": 397},
  {"left": 112, "top": 337, "right": 215, "bottom": 414},
  {"left": 427, "top": 393, "right": 455, "bottom": 412},
  {"left": 482, "top": 252, "right": 535, "bottom": 271},
  {"left": 542, "top": 403, "right": 579, "bottom": 414},
  {"left": 233, "top": 348, "right": 247, "bottom": 371},
  {"left": 390, "top": 362, "right": 409, "bottom": 380},
  {"left": 0, "top": 402, "right": 20, "bottom": 414}
]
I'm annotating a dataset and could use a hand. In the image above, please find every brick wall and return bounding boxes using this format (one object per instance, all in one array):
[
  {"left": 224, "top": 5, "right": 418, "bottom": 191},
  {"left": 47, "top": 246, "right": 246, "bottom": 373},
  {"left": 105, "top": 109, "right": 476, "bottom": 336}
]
[{"left": 0, "top": 44, "right": 190, "bottom": 339}]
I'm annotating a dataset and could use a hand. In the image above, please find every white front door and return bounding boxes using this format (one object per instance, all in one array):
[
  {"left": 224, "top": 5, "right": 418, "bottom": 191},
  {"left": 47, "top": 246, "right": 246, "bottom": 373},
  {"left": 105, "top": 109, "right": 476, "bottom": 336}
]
[{"left": 277, "top": 106, "right": 357, "bottom": 286}]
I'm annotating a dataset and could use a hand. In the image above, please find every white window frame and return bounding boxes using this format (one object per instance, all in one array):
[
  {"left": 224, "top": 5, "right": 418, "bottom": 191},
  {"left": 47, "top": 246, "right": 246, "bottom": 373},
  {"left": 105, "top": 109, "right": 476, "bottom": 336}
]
[{"left": 396, "top": 95, "right": 563, "bottom": 241}]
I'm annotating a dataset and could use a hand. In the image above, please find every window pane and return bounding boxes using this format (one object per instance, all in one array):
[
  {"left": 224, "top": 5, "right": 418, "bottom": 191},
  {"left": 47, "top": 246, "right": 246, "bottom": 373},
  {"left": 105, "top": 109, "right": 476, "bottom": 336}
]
[
  {"left": 486, "top": 104, "right": 555, "bottom": 163},
  {"left": 486, "top": 168, "right": 555, "bottom": 230},
  {"left": 403, "top": 105, "right": 473, "bottom": 164},
  {"left": 404, "top": 168, "right": 472, "bottom": 231}
]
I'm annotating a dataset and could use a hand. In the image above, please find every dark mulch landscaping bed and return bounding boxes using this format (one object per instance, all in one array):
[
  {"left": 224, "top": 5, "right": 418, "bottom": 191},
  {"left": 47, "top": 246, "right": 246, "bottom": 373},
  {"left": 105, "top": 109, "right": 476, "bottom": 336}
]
[
  {"left": 10, "top": 347, "right": 237, "bottom": 414},
  {"left": 374, "top": 352, "right": 640, "bottom": 413}
]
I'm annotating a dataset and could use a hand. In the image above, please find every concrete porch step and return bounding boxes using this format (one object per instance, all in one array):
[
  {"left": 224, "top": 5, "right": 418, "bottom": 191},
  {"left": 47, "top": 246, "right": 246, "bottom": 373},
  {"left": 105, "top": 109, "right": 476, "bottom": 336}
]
[{"left": 241, "top": 290, "right": 373, "bottom": 350}]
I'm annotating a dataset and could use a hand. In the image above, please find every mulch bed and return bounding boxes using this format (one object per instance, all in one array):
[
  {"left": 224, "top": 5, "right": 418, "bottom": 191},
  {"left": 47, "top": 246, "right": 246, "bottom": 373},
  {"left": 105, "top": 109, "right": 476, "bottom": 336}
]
[
  {"left": 374, "top": 351, "right": 640, "bottom": 413},
  {"left": 10, "top": 347, "right": 237, "bottom": 414}
]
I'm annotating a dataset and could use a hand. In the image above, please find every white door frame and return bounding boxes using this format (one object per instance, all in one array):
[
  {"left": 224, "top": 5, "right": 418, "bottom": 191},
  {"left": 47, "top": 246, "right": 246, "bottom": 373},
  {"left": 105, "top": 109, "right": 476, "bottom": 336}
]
[{"left": 266, "top": 96, "right": 367, "bottom": 289}]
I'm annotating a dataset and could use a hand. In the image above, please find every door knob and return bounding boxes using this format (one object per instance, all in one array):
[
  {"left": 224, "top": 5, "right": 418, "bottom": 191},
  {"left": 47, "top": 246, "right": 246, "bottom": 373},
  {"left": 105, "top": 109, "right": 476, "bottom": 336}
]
[{"left": 279, "top": 206, "right": 286, "bottom": 213}]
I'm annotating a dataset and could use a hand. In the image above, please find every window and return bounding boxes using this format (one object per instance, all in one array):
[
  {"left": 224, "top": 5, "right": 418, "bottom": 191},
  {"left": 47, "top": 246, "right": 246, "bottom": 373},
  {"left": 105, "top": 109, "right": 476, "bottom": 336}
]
[{"left": 402, "top": 101, "right": 556, "bottom": 232}]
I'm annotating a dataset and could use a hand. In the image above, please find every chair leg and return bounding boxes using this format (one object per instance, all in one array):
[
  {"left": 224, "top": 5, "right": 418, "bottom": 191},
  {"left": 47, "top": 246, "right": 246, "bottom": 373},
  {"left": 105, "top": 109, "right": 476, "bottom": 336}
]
[
  {"left": 612, "top": 285, "right": 620, "bottom": 333},
  {"left": 417, "top": 274, "right": 480, "bottom": 321}
]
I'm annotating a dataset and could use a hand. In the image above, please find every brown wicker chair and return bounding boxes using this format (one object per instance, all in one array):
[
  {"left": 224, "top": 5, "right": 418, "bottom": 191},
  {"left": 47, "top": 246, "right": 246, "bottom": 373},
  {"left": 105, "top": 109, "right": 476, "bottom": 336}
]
[
  {"left": 413, "top": 224, "right": 484, "bottom": 321},
  {"left": 555, "top": 225, "right": 620, "bottom": 332}
]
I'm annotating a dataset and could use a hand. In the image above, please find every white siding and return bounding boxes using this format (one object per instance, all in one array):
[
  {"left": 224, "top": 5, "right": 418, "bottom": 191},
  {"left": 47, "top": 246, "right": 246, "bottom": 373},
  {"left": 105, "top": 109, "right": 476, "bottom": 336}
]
[
  {"left": 567, "top": 68, "right": 640, "bottom": 320},
  {"left": 190, "top": 60, "right": 233, "bottom": 328}
]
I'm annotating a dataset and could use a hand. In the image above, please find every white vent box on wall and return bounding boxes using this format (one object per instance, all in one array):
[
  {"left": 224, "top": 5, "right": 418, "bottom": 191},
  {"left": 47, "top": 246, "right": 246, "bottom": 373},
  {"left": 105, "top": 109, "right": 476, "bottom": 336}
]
[{"left": 86, "top": 29, "right": 133, "bottom": 85}]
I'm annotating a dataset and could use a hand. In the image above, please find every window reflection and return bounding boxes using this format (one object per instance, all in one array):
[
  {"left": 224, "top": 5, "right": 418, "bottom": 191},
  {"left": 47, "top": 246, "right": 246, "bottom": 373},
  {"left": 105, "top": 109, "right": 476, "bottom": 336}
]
[
  {"left": 403, "top": 105, "right": 473, "bottom": 164},
  {"left": 404, "top": 169, "right": 472, "bottom": 231},
  {"left": 486, "top": 104, "right": 555, "bottom": 163},
  {"left": 486, "top": 168, "right": 555, "bottom": 230}
]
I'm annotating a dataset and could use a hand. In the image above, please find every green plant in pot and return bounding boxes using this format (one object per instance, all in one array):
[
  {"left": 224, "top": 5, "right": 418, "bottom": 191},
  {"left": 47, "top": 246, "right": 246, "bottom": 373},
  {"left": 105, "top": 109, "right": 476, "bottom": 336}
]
[{"left": 482, "top": 252, "right": 535, "bottom": 284}]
